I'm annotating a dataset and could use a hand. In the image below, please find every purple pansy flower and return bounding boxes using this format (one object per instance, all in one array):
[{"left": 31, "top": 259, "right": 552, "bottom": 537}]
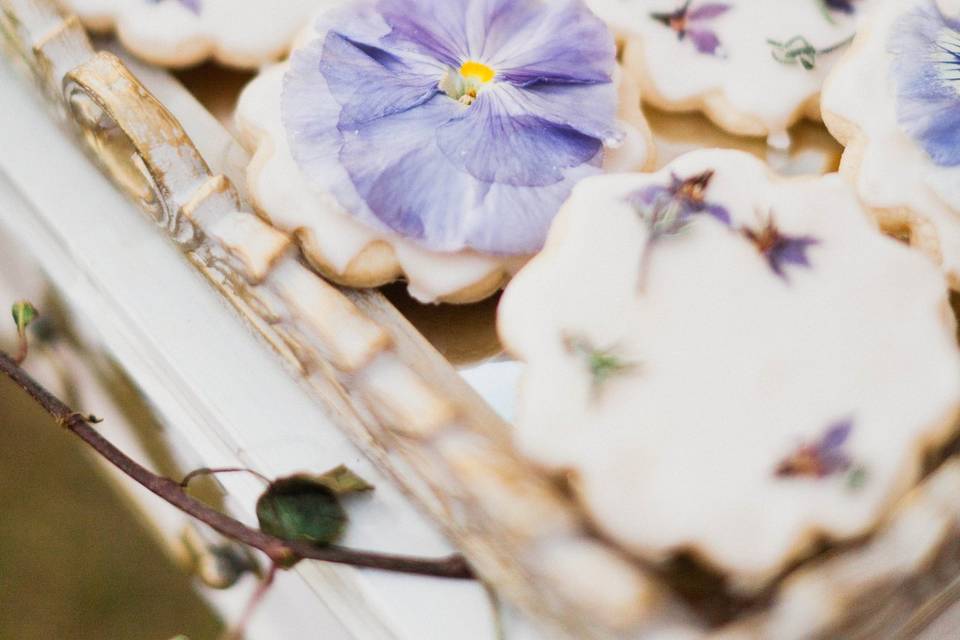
[
  {"left": 628, "top": 170, "right": 731, "bottom": 235},
  {"left": 889, "top": 1, "right": 960, "bottom": 167},
  {"left": 148, "top": 0, "right": 200, "bottom": 14},
  {"left": 742, "top": 216, "right": 818, "bottom": 280},
  {"left": 282, "top": 0, "right": 622, "bottom": 255},
  {"left": 776, "top": 420, "right": 854, "bottom": 479},
  {"left": 650, "top": 1, "right": 731, "bottom": 56}
]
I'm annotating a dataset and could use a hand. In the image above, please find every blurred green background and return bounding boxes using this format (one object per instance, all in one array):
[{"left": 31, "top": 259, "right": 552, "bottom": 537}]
[{"left": 0, "top": 374, "right": 222, "bottom": 640}]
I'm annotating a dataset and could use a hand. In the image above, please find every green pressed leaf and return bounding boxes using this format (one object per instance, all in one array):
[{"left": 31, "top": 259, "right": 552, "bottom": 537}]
[
  {"left": 589, "top": 352, "right": 635, "bottom": 388},
  {"left": 313, "top": 465, "right": 375, "bottom": 495},
  {"left": 847, "top": 466, "right": 868, "bottom": 491},
  {"left": 256, "top": 475, "right": 348, "bottom": 546},
  {"left": 11, "top": 301, "right": 38, "bottom": 335}
]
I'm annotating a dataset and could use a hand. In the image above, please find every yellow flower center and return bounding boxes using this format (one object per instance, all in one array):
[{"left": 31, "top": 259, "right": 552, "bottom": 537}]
[{"left": 459, "top": 60, "right": 496, "bottom": 84}]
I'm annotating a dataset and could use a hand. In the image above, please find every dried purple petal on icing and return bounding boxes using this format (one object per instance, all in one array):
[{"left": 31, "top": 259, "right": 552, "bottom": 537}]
[
  {"left": 776, "top": 419, "right": 855, "bottom": 479},
  {"left": 626, "top": 170, "right": 730, "bottom": 236},
  {"left": 282, "top": 0, "right": 620, "bottom": 254},
  {"left": 821, "top": 420, "right": 853, "bottom": 450},
  {"left": 687, "top": 29, "right": 722, "bottom": 55},
  {"left": 889, "top": 1, "right": 960, "bottom": 167},
  {"left": 148, "top": 0, "right": 200, "bottom": 14},
  {"left": 688, "top": 3, "right": 731, "bottom": 20},
  {"left": 743, "top": 217, "right": 819, "bottom": 280},
  {"left": 650, "top": 1, "right": 730, "bottom": 56}
]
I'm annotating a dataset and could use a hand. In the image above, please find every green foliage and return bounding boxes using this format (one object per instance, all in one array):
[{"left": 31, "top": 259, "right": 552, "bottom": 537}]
[
  {"left": 255, "top": 466, "right": 373, "bottom": 547},
  {"left": 767, "top": 36, "right": 819, "bottom": 70},
  {"left": 11, "top": 301, "right": 38, "bottom": 336},
  {"left": 847, "top": 466, "right": 869, "bottom": 491},
  {"left": 312, "top": 464, "right": 375, "bottom": 495}
]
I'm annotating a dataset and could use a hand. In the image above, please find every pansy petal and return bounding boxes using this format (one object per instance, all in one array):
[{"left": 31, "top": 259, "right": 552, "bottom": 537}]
[
  {"left": 376, "top": 0, "right": 471, "bottom": 66},
  {"left": 460, "top": 161, "right": 602, "bottom": 254},
  {"left": 335, "top": 94, "right": 601, "bottom": 253},
  {"left": 492, "top": 82, "right": 622, "bottom": 146},
  {"left": 316, "top": 32, "right": 444, "bottom": 128},
  {"left": 337, "top": 97, "right": 474, "bottom": 245},
  {"left": 284, "top": 0, "right": 621, "bottom": 256},
  {"left": 890, "top": 3, "right": 960, "bottom": 167},
  {"left": 435, "top": 88, "right": 603, "bottom": 187},
  {"left": 487, "top": 0, "right": 616, "bottom": 85}
]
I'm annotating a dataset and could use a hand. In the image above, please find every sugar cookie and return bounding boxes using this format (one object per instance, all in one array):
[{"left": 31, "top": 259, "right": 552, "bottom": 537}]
[
  {"left": 61, "top": 0, "right": 326, "bottom": 68},
  {"left": 822, "top": 0, "right": 960, "bottom": 287},
  {"left": 588, "top": 0, "right": 878, "bottom": 144},
  {"left": 499, "top": 149, "right": 960, "bottom": 587},
  {"left": 236, "top": 0, "right": 654, "bottom": 303}
]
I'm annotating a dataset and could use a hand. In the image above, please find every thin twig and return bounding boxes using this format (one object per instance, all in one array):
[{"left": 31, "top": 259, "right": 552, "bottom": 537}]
[
  {"left": 13, "top": 330, "right": 28, "bottom": 365},
  {"left": 0, "top": 350, "right": 473, "bottom": 580},
  {"left": 180, "top": 467, "right": 272, "bottom": 489},
  {"left": 222, "top": 563, "right": 278, "bottom": 640}
]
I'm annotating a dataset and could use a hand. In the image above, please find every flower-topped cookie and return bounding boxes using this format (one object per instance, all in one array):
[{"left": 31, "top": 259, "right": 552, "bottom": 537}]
[
  {"left": 237, "top": 0, "right": 654, "bottom": 303},
  {"left": 498, "top": 149, "right": 960, "bottom": 586},
  {"left": 586, "top": 0, "right": 878, "bottom": 144},
  {"left": 61, "top": 0, "right": 326, "bottom": 68},
  {"left": 822, "top": 0, "right": 960, "bottom": 288}
]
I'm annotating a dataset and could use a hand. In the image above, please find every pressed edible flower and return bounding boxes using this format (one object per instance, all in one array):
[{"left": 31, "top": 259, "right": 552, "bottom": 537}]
[
  {"left": 650, "top": 1, "right": 731, "bottom": 56},
  {"left": 889, "top": 1, "right": 960, "bottom": 167},
  {"left": 776, "top": 420, "right": 854, "bottom": 479},
  {"left": 148, "top": 0, "right": 200, "bottom": 14},
  {"left": 627, "top": 170, "right": 731, "bottom": 236},
  {"left": 282, "top": 0, "right": 623, "bottom": 254},
  {"left": 742, "top": 215, "right": 819, "bottom": 280}
]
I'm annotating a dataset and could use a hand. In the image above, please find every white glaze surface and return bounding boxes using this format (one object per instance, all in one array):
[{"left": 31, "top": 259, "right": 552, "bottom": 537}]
[
  {"left": 822, "top": 0, "right": 960, "bottom": 287},
  {"left": 61, "top": 0, "right": 328, "bottom": 67},
  {"left": 236, "top": 38, "right": 653, "bottom": 304},
  {"left": 499, "top": 149, "right": 960, "bottom": 585},
  {"left": 588, "top": 0, "right": 878, "bottom": 137}
]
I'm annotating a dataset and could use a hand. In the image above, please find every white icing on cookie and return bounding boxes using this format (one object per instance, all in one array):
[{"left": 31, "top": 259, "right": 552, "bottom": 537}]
[
  {"left": 587, "top": 0, "right": 878, "bottom": 140},
  {"left": 498, "top": 149, "right": 960, "bottom": 585},
  {"left": 61, "top": 0, "right": 327, "bottom": 68},
  {"left": 822, "top": 0, "right": 960, "bottom": 288},
  {"left": 235, "top": 29, "right": 654, "bottom": 304}
]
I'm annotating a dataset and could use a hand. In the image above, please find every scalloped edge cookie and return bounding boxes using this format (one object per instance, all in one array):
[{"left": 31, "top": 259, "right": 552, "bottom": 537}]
[
  {"left": 821, "top": 0, "right": 960, "bottom": 289},
  {"left": 588, "top": 0, "right": 878, "bottom": 145},
  {"left": 60, "top": 0, "right": 327, "bottom": 68},
  {"left": 498, "top": 148, "right": 960, "bottom": 587},
  {"left": 235, "top": 32, "right": 655, "bottom": 304}
]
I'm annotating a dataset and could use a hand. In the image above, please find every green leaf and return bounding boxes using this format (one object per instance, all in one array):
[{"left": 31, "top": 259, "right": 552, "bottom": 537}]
[
  {"left": 847, "top": 466, "right": 868, "bottom": 491},
  {"left": 589, "top": 351, "right": 635, "bottom": 388},
  {"left": 313, "top": 465, "right": 375, "bottom": 495},
  {"left": 256, "top": 475, "right": 348, "bottom": 546},
  {"left": 11, "top": 301, "right": 38, "bottom": 335}
]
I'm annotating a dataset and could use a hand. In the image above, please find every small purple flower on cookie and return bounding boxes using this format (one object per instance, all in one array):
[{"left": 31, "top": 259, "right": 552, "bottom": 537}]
[
  {"left": 776, "top": 420, "right": 853, "bottom": 479},
  {"left": 742, "top": 216, "right": 818, "bottom": 280},
  {"left": 650, "top": 1, "right": 731, "bottom": 56},
  {"left": 148, "top": 0, "right": 201, "bottom": 14},
  {"left": 822, "top": 0, "right": 857, "bottom": 14},
  {"left": 627, "top": 170, "right": 731, "bottom": 237},
  {"left": 282, "top": 0, "right": 622, "bottom": 255},
  {"left": 889, "top": 1, "right": 960, "bottom": 167}
]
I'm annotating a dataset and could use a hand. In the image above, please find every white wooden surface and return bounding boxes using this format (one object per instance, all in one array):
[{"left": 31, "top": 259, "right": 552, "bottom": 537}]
[{"left": 0, "top": 52, "right": 504, "bottom": 640}]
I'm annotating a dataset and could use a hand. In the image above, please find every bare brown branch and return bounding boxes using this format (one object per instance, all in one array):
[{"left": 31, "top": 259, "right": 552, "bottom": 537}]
[{"left": 0, "top": 350, "right": 473, "bottom": 580}]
